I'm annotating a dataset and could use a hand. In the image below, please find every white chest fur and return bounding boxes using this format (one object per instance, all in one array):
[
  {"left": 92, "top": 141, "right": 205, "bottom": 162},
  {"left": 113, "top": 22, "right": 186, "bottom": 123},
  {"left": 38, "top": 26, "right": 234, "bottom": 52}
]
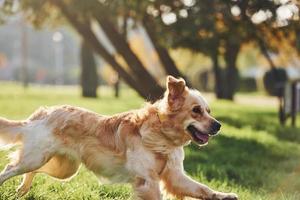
[{"left": 125, "top": 144, "right": 158, "bottom": 180}]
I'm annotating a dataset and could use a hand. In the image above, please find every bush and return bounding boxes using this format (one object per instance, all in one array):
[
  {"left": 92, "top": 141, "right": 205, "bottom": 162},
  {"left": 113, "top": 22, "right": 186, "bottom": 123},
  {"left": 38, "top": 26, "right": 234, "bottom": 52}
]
[
  {"left": 263, "top": 68, "right": 288, "bottom": 97},
  {"left": 239, "top": 77, "right": 257, "bottom": 92}
]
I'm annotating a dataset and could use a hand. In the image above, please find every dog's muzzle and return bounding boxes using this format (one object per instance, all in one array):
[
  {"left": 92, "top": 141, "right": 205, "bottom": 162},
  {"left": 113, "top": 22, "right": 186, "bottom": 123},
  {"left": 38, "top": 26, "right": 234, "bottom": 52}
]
[{"left": 186, "top": 125, "right": 210, "bottom": 144}]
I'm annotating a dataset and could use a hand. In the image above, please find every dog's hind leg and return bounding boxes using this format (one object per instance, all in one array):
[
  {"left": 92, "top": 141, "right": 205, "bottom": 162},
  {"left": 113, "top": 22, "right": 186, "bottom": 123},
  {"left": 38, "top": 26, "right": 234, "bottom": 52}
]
[
  {"left": 17, "top": 172, "right": 36, "bottom": 196},
  {"left": 0, "top": 147, "right": 50, "bottom": 186},
  {"left": 17, "top": 154, "right": 80, "bottom": 197}
]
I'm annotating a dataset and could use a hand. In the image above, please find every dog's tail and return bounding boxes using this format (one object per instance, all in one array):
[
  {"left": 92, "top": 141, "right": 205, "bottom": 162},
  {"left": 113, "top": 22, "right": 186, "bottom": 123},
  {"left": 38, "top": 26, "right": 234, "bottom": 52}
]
[{"left": 0, "top": 117, "right": 26, "bottom": 148}]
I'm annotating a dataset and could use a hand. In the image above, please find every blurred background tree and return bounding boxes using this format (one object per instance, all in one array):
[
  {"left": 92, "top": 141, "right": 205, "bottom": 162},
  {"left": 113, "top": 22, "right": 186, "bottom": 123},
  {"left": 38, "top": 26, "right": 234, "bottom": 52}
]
[
  {"left": 0, "top": 0, "right": 299, "bottom": 101},
  {"left": 143, "top": 0, "right": 299, "bottom": 99},
  {"left": 80, "top": 40, "right": 98, "bottom": 98}
]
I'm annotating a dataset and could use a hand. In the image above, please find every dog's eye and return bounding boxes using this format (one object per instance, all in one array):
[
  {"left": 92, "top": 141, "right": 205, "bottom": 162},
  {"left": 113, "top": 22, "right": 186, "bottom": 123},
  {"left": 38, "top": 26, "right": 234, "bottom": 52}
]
[{"left": 192, "top": 106, "right": 202, "bottom": 114}]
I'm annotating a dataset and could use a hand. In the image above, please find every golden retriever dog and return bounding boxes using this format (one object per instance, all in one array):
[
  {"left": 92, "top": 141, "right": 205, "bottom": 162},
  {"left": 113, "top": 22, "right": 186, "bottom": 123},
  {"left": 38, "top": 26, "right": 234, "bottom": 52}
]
[{"left": 0, "top": 76, "right": 238, "bottom": 200}]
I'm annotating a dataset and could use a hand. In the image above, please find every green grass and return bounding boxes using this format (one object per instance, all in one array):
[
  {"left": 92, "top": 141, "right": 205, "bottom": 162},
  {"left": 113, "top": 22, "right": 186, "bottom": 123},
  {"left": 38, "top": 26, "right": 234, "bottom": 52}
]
[{"left": 0, "top": 82, "right": 300, "bottom": 200}]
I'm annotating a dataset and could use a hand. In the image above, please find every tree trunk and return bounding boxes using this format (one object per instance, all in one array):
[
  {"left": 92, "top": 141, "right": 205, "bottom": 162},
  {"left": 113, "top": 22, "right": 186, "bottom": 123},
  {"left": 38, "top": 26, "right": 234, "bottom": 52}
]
[
  {"left": 210, "top": 48, "right": 224, "bottom": 99},
  {"left": 114, "top": 73, "right": 120, "bottom": 98},
  {"left": 257, "top": 37, "right": 276, "bottom": 69},
  {"left": 142, "top": 17, "right": 190, "bottom": 85},
  {"left": 223, "top": 42, "right": 240, "bottom": 100},
  {"left": 96, "top": 16, "right": 164, "bottom": 100},
  {"left": 210, "top": 41, "right": 240, "bottom": 100},
  {"left": 80, "top": 41, "right": 98, "bottom": 98}
]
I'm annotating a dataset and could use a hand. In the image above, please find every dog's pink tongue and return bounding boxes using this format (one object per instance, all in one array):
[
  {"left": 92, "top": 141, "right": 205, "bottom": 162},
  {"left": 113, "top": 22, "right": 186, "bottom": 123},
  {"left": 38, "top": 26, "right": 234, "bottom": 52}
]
[{"left": 196, "top": 133, "right": 209, "bottom": 143}]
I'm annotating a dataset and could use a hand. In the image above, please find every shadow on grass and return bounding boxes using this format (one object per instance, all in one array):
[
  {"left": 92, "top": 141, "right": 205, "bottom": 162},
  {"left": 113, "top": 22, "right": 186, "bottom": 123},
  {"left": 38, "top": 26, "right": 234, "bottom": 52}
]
[
  {"left": 217, "top": 110, "right": 278, "bottom": 131},
  {"left": 218, "top": 112, "right": 300, "bottom": 143},
  {"left": 184, "top": 135, "right": 296, "bottom": 189}
]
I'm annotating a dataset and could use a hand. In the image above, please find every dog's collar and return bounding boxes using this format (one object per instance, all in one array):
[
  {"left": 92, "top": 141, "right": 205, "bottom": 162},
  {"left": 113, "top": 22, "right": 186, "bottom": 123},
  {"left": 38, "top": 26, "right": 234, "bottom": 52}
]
[{"left": 157, "top": 112, "right": 167, "bottom": 123}]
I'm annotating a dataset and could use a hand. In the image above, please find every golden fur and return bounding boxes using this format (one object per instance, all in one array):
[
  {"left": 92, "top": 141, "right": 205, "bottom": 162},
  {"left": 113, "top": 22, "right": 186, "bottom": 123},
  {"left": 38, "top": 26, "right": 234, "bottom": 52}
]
[{"left": 0, "top": 76, "right": 238, "bottom": 200}]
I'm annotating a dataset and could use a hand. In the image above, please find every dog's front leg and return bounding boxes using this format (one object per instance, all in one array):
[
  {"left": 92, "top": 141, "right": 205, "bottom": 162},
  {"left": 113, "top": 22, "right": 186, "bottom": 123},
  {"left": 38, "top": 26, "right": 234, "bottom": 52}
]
[
  {"left": 161, "top": 168, "right": 238, "bottom": 200},
  {"left": 132, "top": 176, "right": 161, "bottom": 200},
  {"left": 126, "top": 145, "right": 162, "bottom": 200}
]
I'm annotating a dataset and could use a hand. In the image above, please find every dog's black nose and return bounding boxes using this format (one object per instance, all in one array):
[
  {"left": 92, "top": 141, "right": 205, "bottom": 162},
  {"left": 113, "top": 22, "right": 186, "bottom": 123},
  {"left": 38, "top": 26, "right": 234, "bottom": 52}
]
[{"left": 211, "top": 121, "right": 221, "bottom": 134}]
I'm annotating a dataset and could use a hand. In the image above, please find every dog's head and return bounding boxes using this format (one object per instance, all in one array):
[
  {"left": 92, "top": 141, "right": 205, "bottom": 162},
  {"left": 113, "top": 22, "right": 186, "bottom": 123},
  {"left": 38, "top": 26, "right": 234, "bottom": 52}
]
[{"left": 157, "top": 75, "right": 221, "bottom": 146}]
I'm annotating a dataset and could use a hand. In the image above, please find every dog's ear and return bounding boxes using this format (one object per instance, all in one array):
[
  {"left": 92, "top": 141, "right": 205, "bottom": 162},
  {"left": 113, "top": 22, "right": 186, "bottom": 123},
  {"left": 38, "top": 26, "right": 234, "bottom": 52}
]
[{"left": 166, "top": 76, "right": 186, "bottom": 111}]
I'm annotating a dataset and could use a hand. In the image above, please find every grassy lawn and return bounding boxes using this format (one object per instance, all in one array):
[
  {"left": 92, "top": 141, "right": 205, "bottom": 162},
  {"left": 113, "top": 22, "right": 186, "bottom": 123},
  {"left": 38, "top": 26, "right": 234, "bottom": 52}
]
[{"left": 0, "top": 82, "right": 300, "bottom": 200}]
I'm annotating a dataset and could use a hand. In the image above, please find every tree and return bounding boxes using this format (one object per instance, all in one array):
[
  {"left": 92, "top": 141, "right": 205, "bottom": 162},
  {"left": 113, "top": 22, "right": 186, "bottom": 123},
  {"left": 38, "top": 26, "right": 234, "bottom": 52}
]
[
  {"left": 52, "top": 0, "right": 165, "bottom": 101},
  {"left": 142, "top": 15, "right": 191, "bottom": 86},
  {"left": 143, "top": 0, "right": 299, "bottom": 100}
]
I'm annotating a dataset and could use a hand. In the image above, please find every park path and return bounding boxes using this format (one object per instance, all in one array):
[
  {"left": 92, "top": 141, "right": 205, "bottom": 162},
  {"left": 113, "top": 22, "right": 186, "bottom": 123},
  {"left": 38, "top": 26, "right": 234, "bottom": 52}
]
[{"left": 202, "top": 92, "right": 278, "bottom": 108}]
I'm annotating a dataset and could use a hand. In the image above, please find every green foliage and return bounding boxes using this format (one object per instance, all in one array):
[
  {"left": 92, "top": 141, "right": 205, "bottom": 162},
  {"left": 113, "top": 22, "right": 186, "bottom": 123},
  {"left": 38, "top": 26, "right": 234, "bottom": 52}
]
[
  {"left": 0, "top": 83, "right": 299, "bottom": 199},
  {"left": 146, "top": 0, "right": 298, "bottom": 55},
  {"left": 7, "top": 0, "right": 296, "bottom": 51}
]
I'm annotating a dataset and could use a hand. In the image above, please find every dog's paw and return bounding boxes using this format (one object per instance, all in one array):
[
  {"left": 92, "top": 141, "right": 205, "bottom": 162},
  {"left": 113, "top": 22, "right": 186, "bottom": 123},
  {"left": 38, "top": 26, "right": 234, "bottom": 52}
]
[
  {"left": 16, "top": 185, "right": 30, "bottom": 197},
  {"left": 213, "top": 192, "right": 238, "bottom": 200}
]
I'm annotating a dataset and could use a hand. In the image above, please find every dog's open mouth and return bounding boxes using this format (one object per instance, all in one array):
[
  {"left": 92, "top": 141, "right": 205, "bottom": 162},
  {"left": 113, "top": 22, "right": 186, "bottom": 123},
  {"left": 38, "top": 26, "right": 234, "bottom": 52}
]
[{"left": 186, "top": 124, "right": 210, "bottom": 144}]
